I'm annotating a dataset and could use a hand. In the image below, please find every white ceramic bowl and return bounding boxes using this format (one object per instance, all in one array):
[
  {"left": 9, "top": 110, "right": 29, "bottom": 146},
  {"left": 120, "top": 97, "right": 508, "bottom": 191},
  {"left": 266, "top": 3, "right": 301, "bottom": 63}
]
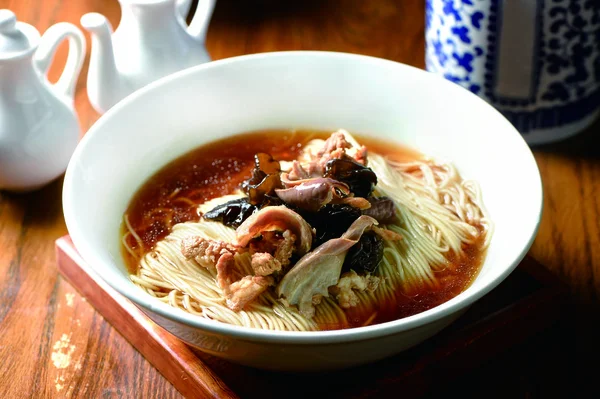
[{"left": 63, "top": 51, "right": 543, "bottom": 372}]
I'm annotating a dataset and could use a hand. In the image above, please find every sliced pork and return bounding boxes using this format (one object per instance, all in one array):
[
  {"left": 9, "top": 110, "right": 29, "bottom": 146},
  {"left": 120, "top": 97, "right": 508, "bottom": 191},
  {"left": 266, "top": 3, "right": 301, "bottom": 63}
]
[
  {"left": 283, "top": 130, "right": 368, "bottom": 183},
  {"left": 215, "top": 252, "right": 237, "bottom": 292},
  {"left": 329, "top": 270, "right": 380, "bottom": 308},
  {"left": 181, "top": 236, "right": 239, "bottom": 269},
  {"left": 226, "top": 275, "right": 274, "bottom": 312},
  {"left": 251, "top": 252, "right": 282, "bottom": 276}
]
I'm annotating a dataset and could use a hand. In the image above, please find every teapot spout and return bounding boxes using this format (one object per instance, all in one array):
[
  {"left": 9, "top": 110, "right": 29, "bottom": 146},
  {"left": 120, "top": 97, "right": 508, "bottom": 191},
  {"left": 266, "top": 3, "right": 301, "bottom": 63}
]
[{"left": 80, "top": 13, "right": 123, "bottom": 114}]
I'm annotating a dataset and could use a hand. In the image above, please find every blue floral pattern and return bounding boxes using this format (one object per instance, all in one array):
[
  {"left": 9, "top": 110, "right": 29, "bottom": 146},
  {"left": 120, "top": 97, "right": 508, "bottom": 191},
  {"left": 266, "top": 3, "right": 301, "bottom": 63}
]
[
  {"left": 425, "top": 0, "right": 486, "bottom": 95},
  {"left": 541, "top": 0, "right": 600, "bottom": 101},
  {"left": 425, "top": 0, "right": 600, "bottom": 141}
]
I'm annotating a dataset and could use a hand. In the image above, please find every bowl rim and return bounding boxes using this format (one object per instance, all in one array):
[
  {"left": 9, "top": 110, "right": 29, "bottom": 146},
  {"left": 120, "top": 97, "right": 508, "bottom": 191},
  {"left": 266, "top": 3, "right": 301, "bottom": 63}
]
[{"left": 63, "top": 50, "right": 544, "bottom": 344}]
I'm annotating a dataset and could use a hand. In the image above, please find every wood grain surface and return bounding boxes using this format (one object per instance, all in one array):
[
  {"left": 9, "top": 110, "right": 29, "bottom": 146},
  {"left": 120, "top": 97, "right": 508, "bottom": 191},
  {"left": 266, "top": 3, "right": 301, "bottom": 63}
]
[{"left": 1, "top": 0, "right": 599, "bottom": 398}]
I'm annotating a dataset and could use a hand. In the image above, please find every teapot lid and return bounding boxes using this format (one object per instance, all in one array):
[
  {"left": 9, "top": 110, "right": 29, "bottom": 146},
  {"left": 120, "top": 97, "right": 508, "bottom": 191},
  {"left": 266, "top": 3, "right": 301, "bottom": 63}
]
[{"left": 0, "top": 9, "right": 39, "bottom": 59}]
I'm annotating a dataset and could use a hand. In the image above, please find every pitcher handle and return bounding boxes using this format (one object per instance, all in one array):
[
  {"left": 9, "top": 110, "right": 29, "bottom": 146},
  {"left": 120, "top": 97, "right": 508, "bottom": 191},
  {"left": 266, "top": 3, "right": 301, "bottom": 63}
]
[
  {"left": 34, "top": 22, "right": 86, "bottom": 101},
  {"left": 187, "top": 0, "right": 216, "bottom": 42},
  {"left": 176, "top": 0, "right": 193, "bottom": 22}
]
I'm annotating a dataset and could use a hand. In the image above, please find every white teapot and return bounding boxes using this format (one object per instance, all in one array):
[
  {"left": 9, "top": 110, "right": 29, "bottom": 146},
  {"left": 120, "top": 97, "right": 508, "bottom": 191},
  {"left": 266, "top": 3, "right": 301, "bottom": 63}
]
[
  {"left": 0, "top": 10, "right": 85, "bottom": 192},
  {"left": 81, "top": 0, "right": 216, "bottom": 114}
]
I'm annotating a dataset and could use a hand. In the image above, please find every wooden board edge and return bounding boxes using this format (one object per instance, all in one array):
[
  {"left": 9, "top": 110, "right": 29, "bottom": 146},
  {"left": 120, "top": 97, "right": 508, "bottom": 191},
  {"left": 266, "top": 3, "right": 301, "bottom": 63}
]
[{"left": 55, "top": 236, "right": 239, "bottom": 399}]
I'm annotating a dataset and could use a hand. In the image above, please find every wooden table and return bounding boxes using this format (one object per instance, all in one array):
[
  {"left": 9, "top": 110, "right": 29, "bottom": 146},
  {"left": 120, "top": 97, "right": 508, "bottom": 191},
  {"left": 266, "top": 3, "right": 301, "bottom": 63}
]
[{"left": 1, "top": 0, "right": 599, "bottom": 397}]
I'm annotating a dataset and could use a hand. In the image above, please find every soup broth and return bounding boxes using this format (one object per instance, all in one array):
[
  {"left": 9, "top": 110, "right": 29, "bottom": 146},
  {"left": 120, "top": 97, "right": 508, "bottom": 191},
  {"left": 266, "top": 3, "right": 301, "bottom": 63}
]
[{"left": 122, "top": 129, "right": 487, "bottom": 330}]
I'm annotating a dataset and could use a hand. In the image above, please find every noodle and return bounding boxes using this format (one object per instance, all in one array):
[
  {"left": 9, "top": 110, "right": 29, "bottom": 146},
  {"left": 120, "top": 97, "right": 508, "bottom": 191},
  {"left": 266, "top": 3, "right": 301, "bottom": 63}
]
[{"left": 124, "top": 130, "right": 493, "bottom": 331}]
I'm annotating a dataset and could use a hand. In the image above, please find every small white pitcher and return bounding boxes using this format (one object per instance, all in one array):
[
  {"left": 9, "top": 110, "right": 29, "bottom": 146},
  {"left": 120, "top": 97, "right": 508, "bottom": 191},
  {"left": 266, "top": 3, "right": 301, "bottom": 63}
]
[
  {"left": 0, "top": 10, "right": 85, "bottom": 192},
  {"left": 81, "top": 0, "right": 216, "bottom": 114}
]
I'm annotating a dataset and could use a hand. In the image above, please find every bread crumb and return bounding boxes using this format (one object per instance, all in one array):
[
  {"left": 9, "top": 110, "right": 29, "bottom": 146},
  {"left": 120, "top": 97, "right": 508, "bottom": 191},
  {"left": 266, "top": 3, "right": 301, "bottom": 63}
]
[
  {"left": 54, "top": 376, "right": 66, "bottom": 392},
  {"left": 51, "top": 334, "right": 76, "bottom": 369},
  {"left": 65, "top": 293, "right": 75, "bottom": 307}
]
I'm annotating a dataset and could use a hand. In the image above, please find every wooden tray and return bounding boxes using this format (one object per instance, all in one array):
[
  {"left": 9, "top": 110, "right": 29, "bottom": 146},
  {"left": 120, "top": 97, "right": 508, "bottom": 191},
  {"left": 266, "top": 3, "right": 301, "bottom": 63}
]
[{"left": 55, "top": 235, "right": 567, "bottom": 399}]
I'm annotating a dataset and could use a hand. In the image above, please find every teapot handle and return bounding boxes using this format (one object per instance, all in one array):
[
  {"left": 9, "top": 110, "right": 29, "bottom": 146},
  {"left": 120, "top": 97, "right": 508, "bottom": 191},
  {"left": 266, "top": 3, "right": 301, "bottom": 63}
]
[
  {"left": 34, "top": 22, "right": 86, "bottom": 101},
  {"left": 186, "top": 0, "right": 216, "bottom": 42}
]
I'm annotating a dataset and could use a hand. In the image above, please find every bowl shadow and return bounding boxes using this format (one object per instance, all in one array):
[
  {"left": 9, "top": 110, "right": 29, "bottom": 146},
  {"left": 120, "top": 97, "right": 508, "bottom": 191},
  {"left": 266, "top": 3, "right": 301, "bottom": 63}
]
[{"left": 528, "top": 115, "right": 600, "bottom": 160}]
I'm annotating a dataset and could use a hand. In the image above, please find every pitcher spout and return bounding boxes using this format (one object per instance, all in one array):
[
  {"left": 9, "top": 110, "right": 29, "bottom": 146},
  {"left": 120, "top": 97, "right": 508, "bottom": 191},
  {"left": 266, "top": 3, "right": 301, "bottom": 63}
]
[{"left": 80, "top": 13, "right": 123, "bottom": 114}]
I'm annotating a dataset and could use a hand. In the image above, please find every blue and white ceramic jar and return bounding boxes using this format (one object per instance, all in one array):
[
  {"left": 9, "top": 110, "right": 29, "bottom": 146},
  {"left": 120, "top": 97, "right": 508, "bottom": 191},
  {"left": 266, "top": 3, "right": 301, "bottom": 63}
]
[{"left": 425, "top": 0, "right": 600, "bottom": 145}]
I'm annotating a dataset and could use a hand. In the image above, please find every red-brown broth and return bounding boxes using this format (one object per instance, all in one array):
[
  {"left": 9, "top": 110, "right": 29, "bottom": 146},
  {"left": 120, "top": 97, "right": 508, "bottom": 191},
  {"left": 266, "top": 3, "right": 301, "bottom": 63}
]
[{"left": 122, "top": 129, "right": 485, "bottom": 330}]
